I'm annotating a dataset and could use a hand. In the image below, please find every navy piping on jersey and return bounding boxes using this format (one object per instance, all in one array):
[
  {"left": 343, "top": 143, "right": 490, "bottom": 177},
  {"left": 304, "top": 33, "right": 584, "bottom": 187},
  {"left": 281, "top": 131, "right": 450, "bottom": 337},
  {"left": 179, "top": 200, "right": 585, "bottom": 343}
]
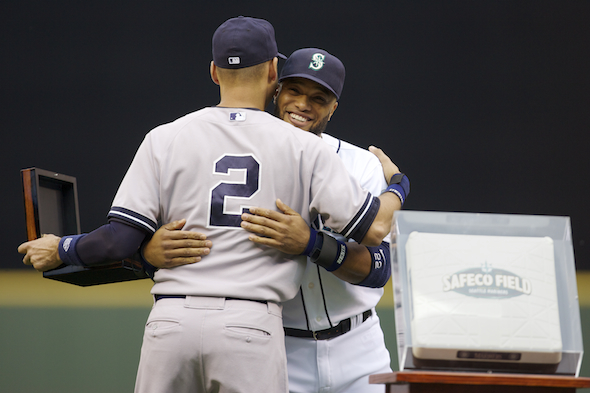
[
  {"left": 340, "top": 194, "right": 380, "bottom": 242},
  {"left": 316, "top": 264, "right": 334, "bottom": 328},
  {"left": 297, "top": 265, "right": 341, "bottom": 332},
  {"left": 108, "top": 207, "right": 158, "bottom": 234},
  {"left": 299, "top": 288, "right": 311, "bottom": 331}
]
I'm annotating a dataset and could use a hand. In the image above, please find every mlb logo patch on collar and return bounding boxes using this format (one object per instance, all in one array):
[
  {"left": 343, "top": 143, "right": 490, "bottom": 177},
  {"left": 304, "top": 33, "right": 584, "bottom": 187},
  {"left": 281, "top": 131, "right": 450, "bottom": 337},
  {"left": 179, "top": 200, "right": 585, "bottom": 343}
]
[{"left": 229, "top": 112, "right": 246, "bottom": 121}]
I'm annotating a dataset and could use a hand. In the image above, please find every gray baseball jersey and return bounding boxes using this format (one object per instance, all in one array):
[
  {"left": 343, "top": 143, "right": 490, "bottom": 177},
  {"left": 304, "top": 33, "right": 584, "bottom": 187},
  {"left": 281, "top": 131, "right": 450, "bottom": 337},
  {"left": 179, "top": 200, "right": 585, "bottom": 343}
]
[
  {"left": 109, "top": 107, "right": 379, "bottom": 303},
  {"left": 282, "top": 132, "right": 391, "bottom": 329}
]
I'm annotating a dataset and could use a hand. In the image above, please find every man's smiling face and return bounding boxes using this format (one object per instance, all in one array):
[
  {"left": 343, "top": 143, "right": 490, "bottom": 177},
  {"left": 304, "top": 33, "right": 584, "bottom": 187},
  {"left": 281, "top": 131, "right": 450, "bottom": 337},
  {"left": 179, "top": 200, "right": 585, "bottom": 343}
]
[{"left": 274, "top": 77, "right": 338, "bottom": 135}]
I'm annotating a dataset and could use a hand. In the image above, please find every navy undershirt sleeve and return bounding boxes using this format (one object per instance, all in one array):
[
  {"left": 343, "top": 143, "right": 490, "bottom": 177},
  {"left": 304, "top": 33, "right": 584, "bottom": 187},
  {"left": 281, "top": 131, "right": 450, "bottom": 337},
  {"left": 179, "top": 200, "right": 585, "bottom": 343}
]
[{"left": 59, "top": 221, "right": 148, "bottom": 267}]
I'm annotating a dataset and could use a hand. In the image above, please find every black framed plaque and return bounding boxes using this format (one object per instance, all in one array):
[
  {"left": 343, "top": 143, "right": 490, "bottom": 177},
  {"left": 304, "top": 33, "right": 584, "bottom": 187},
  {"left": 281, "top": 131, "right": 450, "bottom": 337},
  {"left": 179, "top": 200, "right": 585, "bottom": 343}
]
[
  {"left": 21, "top": 167, "right": 81, "bottom": 241},
  {"left": 21, "top": 167, "right": 150, "bottom": 286}
]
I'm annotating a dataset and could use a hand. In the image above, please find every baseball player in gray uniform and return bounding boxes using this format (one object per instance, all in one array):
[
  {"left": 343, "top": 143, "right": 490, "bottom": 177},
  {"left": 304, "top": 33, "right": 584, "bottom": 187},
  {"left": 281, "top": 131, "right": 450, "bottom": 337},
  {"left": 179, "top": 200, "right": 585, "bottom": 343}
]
[
  {"left": 18, "top": 18, "right": 404, "bottom": 393},
  {"left": 143, "top": 48, "right": 409, "bottom": 392}
]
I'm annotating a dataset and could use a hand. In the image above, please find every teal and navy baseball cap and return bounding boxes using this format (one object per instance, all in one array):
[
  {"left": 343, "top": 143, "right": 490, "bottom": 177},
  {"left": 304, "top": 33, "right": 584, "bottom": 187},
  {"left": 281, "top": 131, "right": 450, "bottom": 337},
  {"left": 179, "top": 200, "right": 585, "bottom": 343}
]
[
  {"left": 213, "top": 16, "right": 286, "bottom": 69},
  {"left": 279, "top": 48, "right": 346, "bottom": 99}
]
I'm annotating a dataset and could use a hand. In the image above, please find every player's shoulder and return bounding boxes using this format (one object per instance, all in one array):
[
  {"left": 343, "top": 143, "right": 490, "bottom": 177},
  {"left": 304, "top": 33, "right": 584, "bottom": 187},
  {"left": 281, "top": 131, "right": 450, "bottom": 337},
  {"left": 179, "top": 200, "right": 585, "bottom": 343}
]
[
  {"left": 321, "top": 133, "right": 381, "bottom": 165},
  {"left": 269, "top": 117, "right": 334, "bottom": 151},
  {"left": 146, "top": 107, "right": 268, "bottom": 139},
  {"left": 147, "top": 107, "right": 210, "bottom": 135},
  {"left": 168, "top": 107, "right": 302, "bottom": 134}
]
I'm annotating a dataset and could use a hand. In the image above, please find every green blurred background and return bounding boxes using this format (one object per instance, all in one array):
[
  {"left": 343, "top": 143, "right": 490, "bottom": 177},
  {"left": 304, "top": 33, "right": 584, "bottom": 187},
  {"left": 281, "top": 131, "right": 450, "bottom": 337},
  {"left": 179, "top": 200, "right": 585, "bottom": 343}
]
[{"left": 1, "top": 270, "right": 589, "bottom": 393}]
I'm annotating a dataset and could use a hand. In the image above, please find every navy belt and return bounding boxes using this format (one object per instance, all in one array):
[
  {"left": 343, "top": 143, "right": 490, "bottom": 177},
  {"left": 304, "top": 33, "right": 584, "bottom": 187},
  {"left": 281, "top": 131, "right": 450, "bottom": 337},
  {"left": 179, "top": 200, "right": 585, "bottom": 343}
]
[
  {"left": 284, "top": 309, "right": 372, "bottom": 340},
  {"left": 154, "top": 295, "right": 267, "bottom": 304}
]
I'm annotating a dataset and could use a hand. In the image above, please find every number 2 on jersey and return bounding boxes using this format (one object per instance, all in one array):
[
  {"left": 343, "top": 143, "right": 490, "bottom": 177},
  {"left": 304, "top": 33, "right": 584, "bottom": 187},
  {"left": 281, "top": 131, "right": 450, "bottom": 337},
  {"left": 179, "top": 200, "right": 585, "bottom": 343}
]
[{"left": 209, "top": 155, "right": 260, "bottom": 228}]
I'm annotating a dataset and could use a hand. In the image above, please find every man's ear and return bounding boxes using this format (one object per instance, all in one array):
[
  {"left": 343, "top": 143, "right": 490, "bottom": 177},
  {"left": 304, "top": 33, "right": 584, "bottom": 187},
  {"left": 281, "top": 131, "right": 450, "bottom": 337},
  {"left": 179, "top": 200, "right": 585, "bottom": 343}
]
[
  {"left": 328, "top": 101, "right": 339, "bottom": 121},
  {"left": 210, "top": 61, "right": 220, "bottom": 85},
  {"left": 268, "top": 57, "right": 278, "bottom": 83}
]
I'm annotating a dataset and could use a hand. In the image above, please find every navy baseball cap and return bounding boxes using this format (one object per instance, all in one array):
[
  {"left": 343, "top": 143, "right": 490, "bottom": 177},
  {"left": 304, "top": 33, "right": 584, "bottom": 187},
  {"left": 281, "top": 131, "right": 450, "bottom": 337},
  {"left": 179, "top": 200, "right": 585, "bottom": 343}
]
[
  {"left": 212, "top": 16, "right": 286, "bottom": 69},
  {"left": 279, "top": 48, "right": 345, "bottom": 99}
]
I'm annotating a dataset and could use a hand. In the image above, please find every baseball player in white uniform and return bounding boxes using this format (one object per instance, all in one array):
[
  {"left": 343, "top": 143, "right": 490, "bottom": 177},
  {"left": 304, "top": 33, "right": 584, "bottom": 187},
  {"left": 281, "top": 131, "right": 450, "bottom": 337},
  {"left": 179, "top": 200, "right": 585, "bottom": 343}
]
[
  {"left": 18, "top": 19, "right": 405, "bottom": 393},
  {"left": 143, "top": 48, "right": 410, "bottom": 392},
  {"left": 240, "top": 48, "right": 408, "bottom": 393}
]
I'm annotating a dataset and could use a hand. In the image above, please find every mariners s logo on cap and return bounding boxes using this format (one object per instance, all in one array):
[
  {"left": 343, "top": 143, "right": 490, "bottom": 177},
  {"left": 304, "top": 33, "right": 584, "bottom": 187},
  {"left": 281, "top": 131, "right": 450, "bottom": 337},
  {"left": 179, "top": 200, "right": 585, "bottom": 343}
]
[
  {"left": 279, "top": 48, "right": 345, "bottom": 99},
  {"left": 309, "top": 53, "right": 325, "bottom": 70}
]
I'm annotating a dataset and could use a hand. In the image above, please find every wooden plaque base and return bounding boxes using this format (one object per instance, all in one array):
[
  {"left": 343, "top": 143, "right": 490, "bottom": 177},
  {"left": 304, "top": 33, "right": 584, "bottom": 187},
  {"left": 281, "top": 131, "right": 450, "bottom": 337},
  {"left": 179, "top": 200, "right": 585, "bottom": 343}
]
[{"left": 369, "top": 371, "right": 590, "bottom": 393}]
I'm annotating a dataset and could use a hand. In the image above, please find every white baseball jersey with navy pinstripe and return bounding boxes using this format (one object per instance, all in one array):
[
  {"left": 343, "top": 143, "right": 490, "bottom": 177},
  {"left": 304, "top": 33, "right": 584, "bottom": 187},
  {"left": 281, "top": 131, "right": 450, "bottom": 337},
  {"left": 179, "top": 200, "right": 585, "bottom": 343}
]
[
  {"left": 282, "top": 132, "right": 391, "bottom": 328},
  {"left": 109, "top": 107, "right": 379, "bottom": 303}
]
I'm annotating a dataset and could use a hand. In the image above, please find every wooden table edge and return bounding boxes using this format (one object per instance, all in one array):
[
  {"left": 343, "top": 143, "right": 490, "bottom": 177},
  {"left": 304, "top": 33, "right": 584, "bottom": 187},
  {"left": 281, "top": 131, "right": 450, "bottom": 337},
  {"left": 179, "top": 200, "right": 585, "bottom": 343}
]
[{"left": 369, "top": 371, "right": 590, "bottom": 388}]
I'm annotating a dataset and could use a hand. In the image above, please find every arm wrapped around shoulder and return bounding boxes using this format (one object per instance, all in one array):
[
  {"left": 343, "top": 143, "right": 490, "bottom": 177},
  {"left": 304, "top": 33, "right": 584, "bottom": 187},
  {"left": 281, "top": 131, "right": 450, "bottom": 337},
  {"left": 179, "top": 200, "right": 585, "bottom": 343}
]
[{"left": 356, "top": 241, "right": 391, "bottom": 288}]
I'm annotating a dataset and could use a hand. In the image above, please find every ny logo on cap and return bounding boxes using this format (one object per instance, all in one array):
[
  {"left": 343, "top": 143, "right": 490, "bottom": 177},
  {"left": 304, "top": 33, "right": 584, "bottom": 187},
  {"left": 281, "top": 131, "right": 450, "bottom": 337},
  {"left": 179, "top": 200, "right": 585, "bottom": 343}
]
[
  {"left": 309, "top": 53, "right": 325, "bottom": 71},
  {"left": 228, "top": 57, "right": 241, "bottom": 65}
]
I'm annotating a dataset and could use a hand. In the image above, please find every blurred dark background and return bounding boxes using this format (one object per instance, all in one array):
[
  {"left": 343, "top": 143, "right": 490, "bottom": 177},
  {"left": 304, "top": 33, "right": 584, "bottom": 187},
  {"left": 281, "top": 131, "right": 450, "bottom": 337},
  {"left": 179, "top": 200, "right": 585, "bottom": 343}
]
[{"left": 2, "top": 1, "right": 588, "bottom": 268}]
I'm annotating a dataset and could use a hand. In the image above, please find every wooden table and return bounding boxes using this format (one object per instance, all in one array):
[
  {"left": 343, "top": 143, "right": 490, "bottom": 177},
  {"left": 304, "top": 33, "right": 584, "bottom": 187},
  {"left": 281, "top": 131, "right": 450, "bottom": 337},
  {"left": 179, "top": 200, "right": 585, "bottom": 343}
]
[{"left": 369, "top": 371, "right": 590, "bottom": 393}]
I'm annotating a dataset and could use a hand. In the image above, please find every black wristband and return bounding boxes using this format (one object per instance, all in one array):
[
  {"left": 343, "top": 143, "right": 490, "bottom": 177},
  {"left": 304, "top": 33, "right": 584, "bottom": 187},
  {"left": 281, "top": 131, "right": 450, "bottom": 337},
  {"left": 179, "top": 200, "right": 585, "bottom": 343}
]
[{"left": 310, "top": 232, "right": 348, "bottom": 271}]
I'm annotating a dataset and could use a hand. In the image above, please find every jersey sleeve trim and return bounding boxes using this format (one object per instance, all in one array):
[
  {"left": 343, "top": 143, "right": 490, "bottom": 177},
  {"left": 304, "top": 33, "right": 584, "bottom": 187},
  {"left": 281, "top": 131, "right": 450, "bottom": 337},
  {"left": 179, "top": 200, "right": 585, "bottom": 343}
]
[
  {"left": 108, "top": 207, "right": 157, "bottom": 234},
  {"left": 340, "top": 194, "right": 380, "bottom": 242}
]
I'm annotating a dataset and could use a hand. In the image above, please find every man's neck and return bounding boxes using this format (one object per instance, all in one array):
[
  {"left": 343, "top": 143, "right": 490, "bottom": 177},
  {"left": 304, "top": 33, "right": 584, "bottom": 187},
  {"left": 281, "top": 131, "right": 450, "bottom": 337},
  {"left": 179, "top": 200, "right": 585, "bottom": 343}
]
[{"left": 217, "top": 86, "right": 268, "bottom": 110}]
